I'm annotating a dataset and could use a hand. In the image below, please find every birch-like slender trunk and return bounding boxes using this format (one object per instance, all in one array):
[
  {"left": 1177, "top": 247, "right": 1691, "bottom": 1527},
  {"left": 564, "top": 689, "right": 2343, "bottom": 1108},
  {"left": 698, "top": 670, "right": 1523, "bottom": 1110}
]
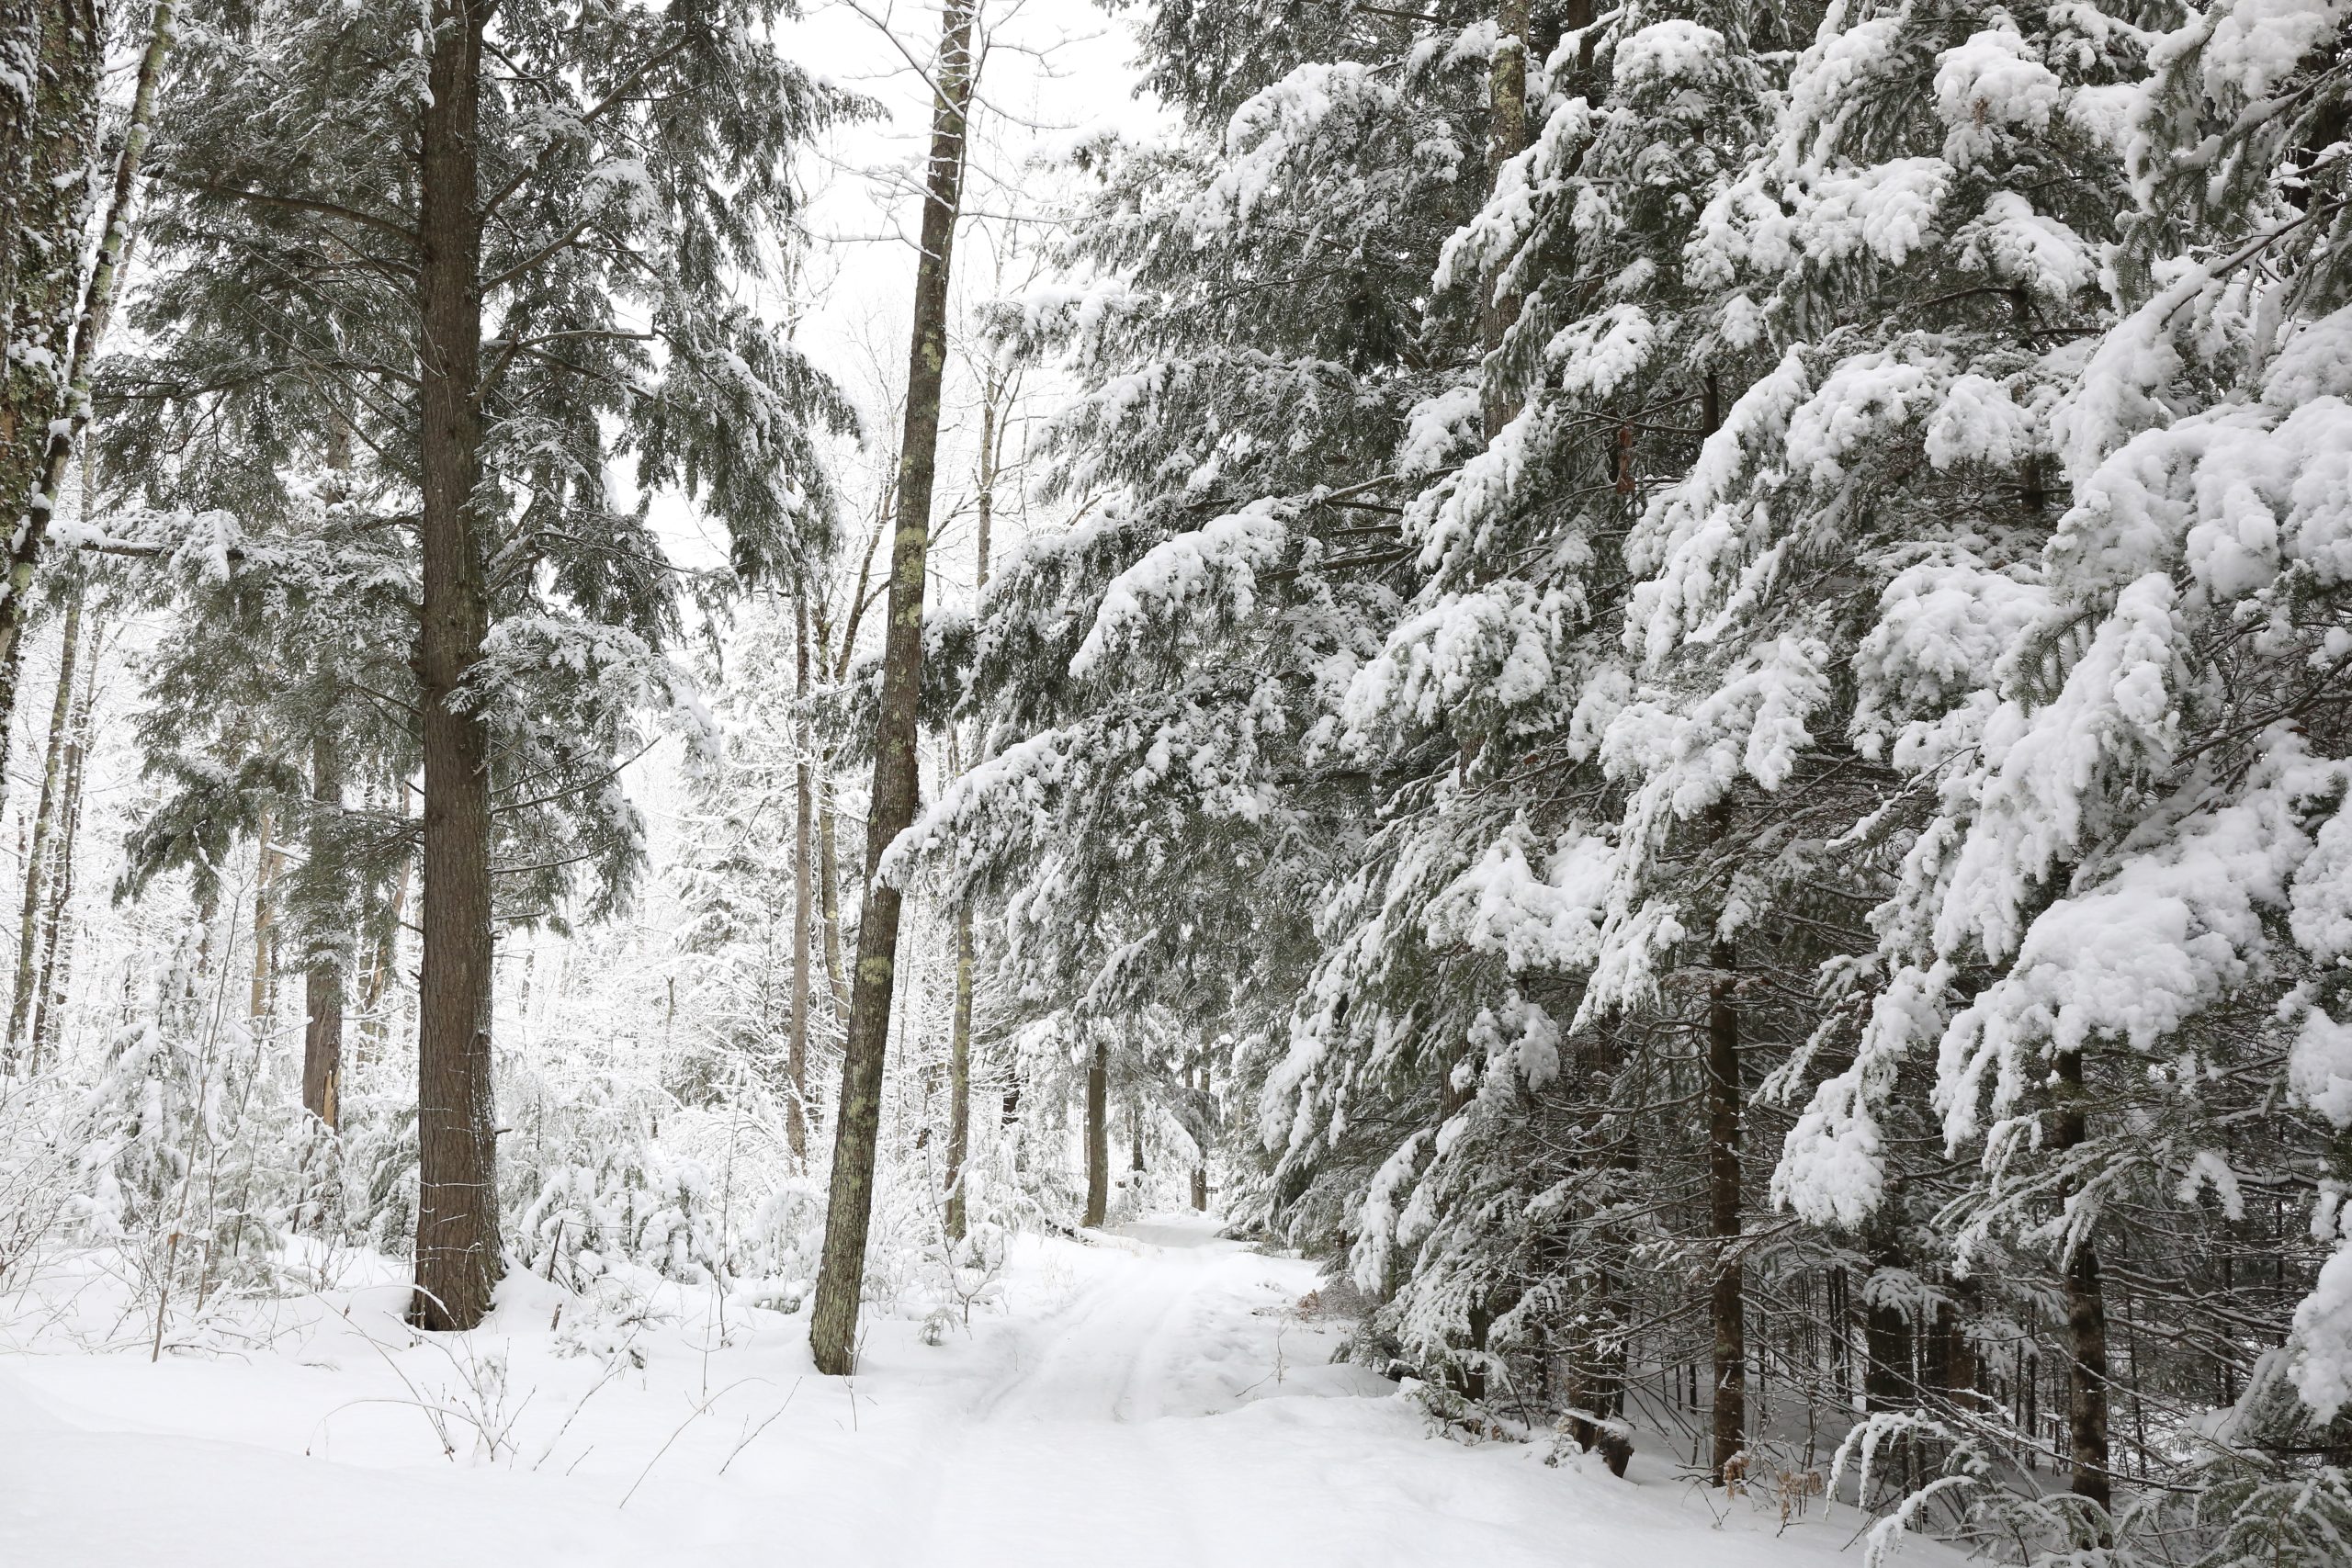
[
  {"left": 819, "top": 801, "right": 847, "bottom": 1012},
  {"left": 249, "top": 806, "right": 280, "bottom": 1025},
  {"left": 807, "top": 0, "right": 978, "bottom": 1377},
  {"left": 30, "top": 626, "right": 96, "bottom": 1063},
  {"left": 943, "top": 393, "right": 998, "bottom": 1242},
  {"left": 0, "top": 1, "right": 168, "bottom": 813},
  {"left": 6, "top": 583, "right": 78, "bottom": 1064},
  {"left": 944, "top": 875, "right": 973, "bottom": 1239},
  {"left": 789, "top": 591, "right": 813, "bottom": 1161}
]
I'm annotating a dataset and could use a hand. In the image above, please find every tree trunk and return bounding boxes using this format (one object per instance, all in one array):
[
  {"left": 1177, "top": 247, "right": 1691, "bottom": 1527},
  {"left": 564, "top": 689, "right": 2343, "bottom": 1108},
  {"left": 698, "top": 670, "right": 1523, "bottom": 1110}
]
[
  {"left": 944, "top": 905, "right": 973, "bottom": 1239},
  {"left": 1707, "top": 929, "right": 1746, "bottom": 1482},
  {"left": 29, "top": 624, "right": 94, "bottom": 1065},
  {"left": 302, "top": 734, "right": 344, "bottom": 1129},
  {"left": 1864, "top": 1248, "right": 1913, "bottom": 1414},
  {"left": 819, "top": 798, "right": 847, "bottom": 1011},
  {"left": 1478, "top": 0, "right": 1530, "bottom": 440},
  {"left": 408, "top": 0, "right": 500, "bottom": 1334},
  {"left": 2054, "top": 1046, "right": 2111, "bottom": 1516},
  {"left": 1188, "top": 1061, "right": 1208, "bottom": 1210},
  {"left": 6, "top": 582, "right": 77, "bottom": 1064},
  {"left": 1083, "top": 1035, "right": 1108, "bottom": 1227},
  {"left": 250, "top": 806, "right": 278, "bottom": 1024},
  {"left": 1928, "top": 1275, "right": 1979, "bottom": 1416},
  {"left": 942, "top": 390, "right": 996, "bottom": 1244},
  {"left": 1129, "top": 1097, "right": 1144, "bottom": 1171},
  {"left": 360, "top": 810, "right": 412, "bottom": 1044},
  {"left": 807, "top": 0, "right": 977, "bottom": 1377},
  {"left": 0, "top": 0, "right": 166, "bottom": 815},
  {"left": 789, "top": 590, "right": 812, "bottom": 1162}
]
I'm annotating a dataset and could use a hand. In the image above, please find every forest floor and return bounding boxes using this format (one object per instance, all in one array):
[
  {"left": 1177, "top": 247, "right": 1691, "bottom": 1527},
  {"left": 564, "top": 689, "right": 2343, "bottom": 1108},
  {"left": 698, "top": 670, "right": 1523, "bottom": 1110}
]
[{"left": 0, "top": 1213, "right": 1923, "bottom": 1565}]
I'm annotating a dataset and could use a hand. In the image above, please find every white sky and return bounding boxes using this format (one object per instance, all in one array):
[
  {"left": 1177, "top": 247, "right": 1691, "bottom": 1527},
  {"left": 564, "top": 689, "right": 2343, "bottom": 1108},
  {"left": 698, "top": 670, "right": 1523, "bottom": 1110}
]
[
  {"left": 627, "top": 0, "right": 1162, "bottom": 882},
  {"left": 649, "top": 0, "right": 1159, "bottom": 629}
]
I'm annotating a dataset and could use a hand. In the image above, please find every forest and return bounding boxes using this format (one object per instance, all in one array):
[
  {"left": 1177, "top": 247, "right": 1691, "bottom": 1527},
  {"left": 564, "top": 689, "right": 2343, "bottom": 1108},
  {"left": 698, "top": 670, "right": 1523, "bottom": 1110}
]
[{"left": 0, "top": 0, "right": 2348, "bottom": 1564}]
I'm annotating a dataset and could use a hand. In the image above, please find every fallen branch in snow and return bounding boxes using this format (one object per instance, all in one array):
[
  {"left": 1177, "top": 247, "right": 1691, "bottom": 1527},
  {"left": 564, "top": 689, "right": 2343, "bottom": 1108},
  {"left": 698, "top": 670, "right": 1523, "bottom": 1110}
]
[
  {"left": 718, "top": 1378, "right": 803, "bottom": 1476},
  {"left": 618, "top": 1376, "right": 770, "bottom": 1508}
]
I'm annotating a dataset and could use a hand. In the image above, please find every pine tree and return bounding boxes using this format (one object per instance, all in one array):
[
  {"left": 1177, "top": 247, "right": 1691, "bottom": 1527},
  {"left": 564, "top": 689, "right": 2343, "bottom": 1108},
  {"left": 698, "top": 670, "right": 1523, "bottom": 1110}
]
[{"left": 116, "top": 0, "right": 856, "bottom": 1328}]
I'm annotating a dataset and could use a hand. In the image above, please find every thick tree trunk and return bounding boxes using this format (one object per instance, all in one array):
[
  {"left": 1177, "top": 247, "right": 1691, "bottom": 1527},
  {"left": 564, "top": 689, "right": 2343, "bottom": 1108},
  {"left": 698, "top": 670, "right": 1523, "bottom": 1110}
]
[
  {"left": 0, "top": 6, "right": 36, "bottom": 331},
  {"left": 6, "top": 583, "right": 77, "bottom": 1063},
  {"left": 807, "top": 0, "right": 977, "bottom": 1377},
  {"left": 1082, "top": 1035, "right": 1108, "bottom": 1228},
  {"left": 1707, "top": 931, "right": 1746, "bottom": 1482},
  {"left": 302, "top": 735, "right": 344, "bottom": 1129},
  {"left": 0, "top": 1, "right": 166, "bottom": 814},
  {"left": 408, "top": 0, "right": 499, "bottom": 1334},
  {"left": 2054, "top": 1047, "right": 2111, "bottom": 1516},
  {"left": 29, "top": 626, "right": 93, "bottom": 1064},
  {"left": 788, "top": 591, "right": 813, "bottom": 1161}
]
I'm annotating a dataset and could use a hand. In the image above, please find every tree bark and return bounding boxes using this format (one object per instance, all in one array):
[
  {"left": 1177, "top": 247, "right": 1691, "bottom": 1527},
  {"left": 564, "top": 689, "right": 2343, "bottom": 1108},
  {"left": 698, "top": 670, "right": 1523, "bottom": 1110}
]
[
  {"left": 1864, "top": 1245, "right": 1913, "bottom": 1415},
  {"left": 2054, "top": 1046, "right": 2111, "bottom": 1516},
  {"left": 789, "top": 591, "right": 813, "bottom": 1162},
  {"left": 819, "top": 798, "right": 847, "bottom": 1011},
  {"left": 250, "top": 806, "right": 280, "bottom": 1024},
  {"left": 360, "top": 807, "right": 412, "bottom": 1045},
  {"left": 942, "top": 405, "right": 997, "bottom": 1244},
  {"left": 1707, "top": 929, "right": 1746, "bottom": 1482},
  {"left": 0, "top": 0, "right": 166, "bottom": 816},
  {"left": 1188, "top": 1060, "right": 1208, "bottom": 1210},
  {"left": 807, "top": 0, "right": 977, "bottom": 1377},
  {"left": 1082, "top": 1034, "right": 1108, "bottom": 1228},
  {"left": 302, "top": 734, "right": 345, "bottom": 1130},
  {"left": 408, "top": 0, "right": 500, "bottom": 1334},
  {"left": 6, "top": 582, "right": 76, "bottom": 1064},
  {"left": 944, "top": 902, "right": 973, "bottom": 1238},
  {"left": 29, "top": 622, "right": 94, "bottom": 1064}
]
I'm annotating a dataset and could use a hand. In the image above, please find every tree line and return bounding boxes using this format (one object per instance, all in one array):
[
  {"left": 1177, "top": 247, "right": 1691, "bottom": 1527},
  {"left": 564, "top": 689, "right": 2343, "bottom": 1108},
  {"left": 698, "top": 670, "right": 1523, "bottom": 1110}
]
[
  {"left": 1, "top": 0, "right": 2348, "bottom": 1563},
  {"left": 882, "top": 0, "right": 2352, "bottom": 1562}
]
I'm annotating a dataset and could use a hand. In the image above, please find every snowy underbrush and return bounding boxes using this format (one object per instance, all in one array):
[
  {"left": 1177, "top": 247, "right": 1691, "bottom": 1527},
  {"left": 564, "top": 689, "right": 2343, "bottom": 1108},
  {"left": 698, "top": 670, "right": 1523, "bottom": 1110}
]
[
  {"left": 1348, "top": 1327, "right": 2352, "bottom": 1568},
  {"left": 0, "top": 959, "right": 1033, "bottom": 1362}
]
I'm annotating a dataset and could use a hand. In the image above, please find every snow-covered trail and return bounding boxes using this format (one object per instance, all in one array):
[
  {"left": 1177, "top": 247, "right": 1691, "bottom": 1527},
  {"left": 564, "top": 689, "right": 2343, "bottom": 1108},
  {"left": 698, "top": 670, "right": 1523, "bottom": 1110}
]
[
  {"left": 0, "top": 1216, "right": 1931, "bottom": 1567},
  {"left": 971, "top": 1215, "right": 1248, "bottom": 1422},
  {"left": 879, "top": 1215, "right": 1884, "bottom": 1568}
]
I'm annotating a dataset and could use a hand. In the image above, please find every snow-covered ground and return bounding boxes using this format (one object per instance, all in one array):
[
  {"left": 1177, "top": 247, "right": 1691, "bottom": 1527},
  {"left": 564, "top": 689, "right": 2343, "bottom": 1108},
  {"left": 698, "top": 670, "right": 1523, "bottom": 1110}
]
[{"left": 3, "top": 1215, "right": 1905, "bottom": 1566}]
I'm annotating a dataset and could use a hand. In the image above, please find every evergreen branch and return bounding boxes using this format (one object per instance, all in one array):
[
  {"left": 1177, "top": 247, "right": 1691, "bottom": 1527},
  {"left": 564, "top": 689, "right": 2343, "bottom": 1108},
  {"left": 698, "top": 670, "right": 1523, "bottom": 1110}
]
[
  {"left": 168, "top": 178, "right": 418, "bottom": 247},
  {"left": 481, "top": 212, "right": 602, "bottom": 292}
]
